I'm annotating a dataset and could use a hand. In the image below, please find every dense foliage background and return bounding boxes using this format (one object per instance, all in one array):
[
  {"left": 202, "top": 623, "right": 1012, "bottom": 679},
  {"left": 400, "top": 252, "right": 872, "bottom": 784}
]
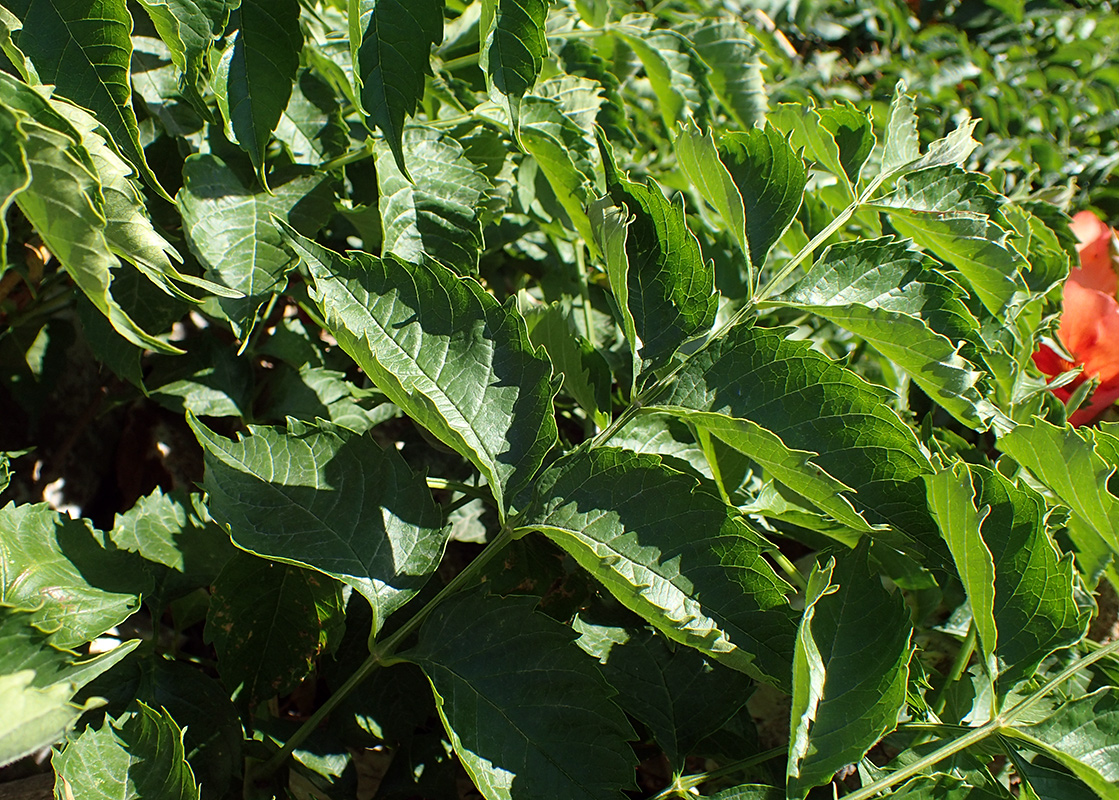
[{"left": 3, "top": 0, "right": 1119, "bottom": 798}]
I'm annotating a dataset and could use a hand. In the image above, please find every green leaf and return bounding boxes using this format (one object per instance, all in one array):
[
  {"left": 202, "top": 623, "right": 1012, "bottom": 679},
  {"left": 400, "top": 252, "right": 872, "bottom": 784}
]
[
  {"left": 657, "top": 323, "right": 942, "bottom": 562},
  {"left": 0, "top": 103, "right": 29, "bottom": 273},
  {"left": 925, "top": 462, "right": 998, "bottom": 682},
  {"left": 275, "top": 69, "right": 349, "bottom": 166},
  {"left": 998, "top": 421, "right": 1119, "bottom": 557},
  {"left": 350, "top": 0, "right": 442, "bottom": 178},
  {"left": 524, "top": 301, "right": 611, "bottom": 426},
  {"left": 876, "top": 206, "right": 1029, "bottom": 322},
  {"left": 719, "top": 123, "right": 807, "bottom": 270},
  {"left": 774, "top": 236, "right": 1001, "bottom": 431},
  {"left": 558, "top": 39, "right": 634, "bottom": 147},
  {"left": 708, "top": 787, "right": 784, "bottom": 800},
  {"left": 178, "top": 155, "right": 335, "bottom": 338},
  {"left": 601, "top": 142, "right": 717, "bottom": 370},
  {"left": 220, "top": 0, "right": 301, "bottom": 181},
  {"left": 0, "top": 603, "right": 139, "bottom": 695},
  {"left": 188, "top": 415, "right": 447, "bottom": 635},
  {"left": 882, "top": 80, "right": 920, "bottom": 175},
  {"left": 480, "top": 0, "right": 547, "bottom": 123},
  {"left": 205, "top": 551, "right": 345, "bottom": 705},
  {"left": 928, "top": 462, "right": 1087, "bottom": 693},
  {"left": 768, "top": 102, "right": 853, "bottom": 201},
  {"left": 518, "top": 446, "right": 797, "bottom": 687},
  {"left": 7, "top": 0, "right": 171, "bottom": 200},
  {"left": 0, "top": 671, "right": 96, "bottom": 769},
  {"left": 891, "top": 775, "right": 1012, "bottom": 799},
  {"left": 818, "top": 102, "right": 874, "bottom": 187},
  {"left": 281, "top": 228, "right": 559, "bottom": 517},
  {"left": 0, "top": 503, "right": 141, "bottom": 648},
  {"left": 134, "top": 0, "right": 235, "bottom": 99},
  {"left": 406, "top": 592, "right": 637, "bottom": 800},
  {"left": 787, "top": 545, "right": 912, "bottom": 799},
  {"left": 674, "top": 119, "right": 748, "bottom": 267},
  {"left": 573, "top": 616, "right": 753, "bottom": 768},
  {"left": 520, "top": 95, "right": 599, "bottom": 249},
  {"left": 612, "top": 24, "right": 709, "bottom": 130},
  {"left": 589, "top": 194, "right": 641, "bottom": 390},
  {"left": 53, "top": 702, "right": 201, "bottom": 800},
  {"left": 872, "top": 165, "right": 1004, "bottom": 219},
  {"left": 682, "top": 17, "right": 766, "bottom": 129},
  {"left": 81, "top": 655, "right": 242, "bottom": 799},
  {"left": 0, "top": 604, "right": 136, "bottom": 768},
  {"left": 974, "top": 464, "right": 1086, "bottom": 691},
  {"left": 1004, "top": 688, "right": 1119, "bottom": 800},
  {"left": 109, "top": 487, "right": 236, "bottom": 601},
  {"left": 376, "top": 126, "right": 491, "bottom": 274},
  {"left": 0, "top": 74, "right": 180, "bottom": 353}
]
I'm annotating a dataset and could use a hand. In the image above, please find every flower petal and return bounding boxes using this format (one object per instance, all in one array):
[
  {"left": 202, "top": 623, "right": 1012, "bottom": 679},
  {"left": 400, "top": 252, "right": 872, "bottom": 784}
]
[{"left": 1068, "top": 210, "right": 1117, "bottom": 295}]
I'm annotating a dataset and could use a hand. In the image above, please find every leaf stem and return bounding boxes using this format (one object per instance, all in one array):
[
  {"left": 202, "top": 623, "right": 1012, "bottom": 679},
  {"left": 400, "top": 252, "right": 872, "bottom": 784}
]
[
  {"left": 843, "top": 638, "right": 1119, "bottom": 800},
  {"left": 930, "top": 621, "right": 976, "bottom": 719},
  {"left": 440, "top": 52, "right": 479, "bottom": 71},
  {"left": 253, "top": 525, "right": 517, "bottom": 781}
]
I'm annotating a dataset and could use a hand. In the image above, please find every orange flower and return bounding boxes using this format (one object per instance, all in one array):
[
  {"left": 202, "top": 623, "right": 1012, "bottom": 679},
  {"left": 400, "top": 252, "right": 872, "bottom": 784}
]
[{"left": 1032, "top": 211, "right": 1119, "bottom": 425}]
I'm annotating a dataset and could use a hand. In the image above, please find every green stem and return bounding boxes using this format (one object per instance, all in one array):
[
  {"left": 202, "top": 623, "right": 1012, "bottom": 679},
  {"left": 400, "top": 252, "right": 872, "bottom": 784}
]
[
  {"left": 440, "top": 52, "right": 478, "bottom": 71},
  {"left": 651, "top": 746, "right": 786, "bottom": 799},
  {"left": 426, "top": 477, "right": 493, "bottom": 504},
  {"left": 770, "top": 549, "right": 808, "bottom": 592},
  {"left": 575, "top": 242, "right": 596, "bottom": 349},
  {"left": 930, "top": 621, "right": 976, "bottom": 719},
  {"left": 844, "top": 638, "right": 1119, "bottom": 800},
  {"left": 253, "top": 525, "right": 518, "bottom": 781},
  {"left": 319, "top": 141, "right": 373, "bottom": 172}
]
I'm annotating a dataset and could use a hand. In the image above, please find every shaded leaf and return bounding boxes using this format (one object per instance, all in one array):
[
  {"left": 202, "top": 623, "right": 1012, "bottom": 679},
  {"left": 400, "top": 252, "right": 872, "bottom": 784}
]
[
  {"left": 205, "top": 552, "right": 345, "bottom": 705},
  {"left": 0, "top": 103, "right": 30, "bottom": 273},
  {"left": 518, "top": 446, "right": 797, "bottom": 687},
  {"left": 178, "top": 154, "right": 335, "bottom": 338},
  {"left": 818, "top": 102, "right": 874, "bottom": 187},
  {"left": 281, "top": 228, "right": 559, "bottom": 517},
  {"left": 350, "top": 0, "right": 443, "bottom": 177},
  {"left": 787, "top": 545, "right": 911, "bottom": 798},
  {"left": 612, "top": 24, "right": 708, "bottom": 130},
  {"left": 189, "top": 415, "right": 447, "bottom": 634},
  {"left": 574, "top": 615, "right": 753, "bottom": 768},
  {"left": 220, "top": 0, "right": 302, "bottom": 180},
  {"left": 134, "top": 0, "right": 235, "bottom": 98},
  {"left": 406, "top": 592, "right": 636, "bottom": 800},
  {"left": 480, "top": 0, "right": 547, "bottom": 122}
]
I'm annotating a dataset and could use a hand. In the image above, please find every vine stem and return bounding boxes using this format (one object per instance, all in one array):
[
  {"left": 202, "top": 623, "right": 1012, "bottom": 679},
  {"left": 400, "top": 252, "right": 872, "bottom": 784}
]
[
  {"left": 253, "top": 525, "right": 518, "bottom": 781},
  {"left": 844, "top": 638, "right": 1119, "bottom": 800}
]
